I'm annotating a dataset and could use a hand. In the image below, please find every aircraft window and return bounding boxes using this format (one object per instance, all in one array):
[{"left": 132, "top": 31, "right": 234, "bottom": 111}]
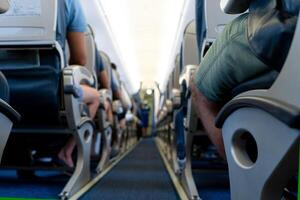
[{"left": 0, "top": 49, "right": 40, "bottom": 68}]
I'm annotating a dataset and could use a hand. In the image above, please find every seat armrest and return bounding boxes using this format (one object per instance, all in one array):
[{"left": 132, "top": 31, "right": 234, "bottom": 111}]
[
  {"left": 220, "top": 0, "right": 251, "bottom": 14},
  {"left": 216, "top": 93, "right": 300, "bottom": 129},
  {"left": 63, "top": 66, "right": 94, "bottom": 128},
  {"left": 0, "top": 99, "right": 21, "bottom": 123},
  {"left": 112, "top": 100, "right": 124, "bottom": 114},
  {"left": 64, "top": 65, "right": 95, "bottom": 89},
  {"left": 99, "top": 89, "right": 112, "bottom": 106},
  {"left": 171, "top": 89, "right": 181, "bottom": 109},
  {"left": 179, "top": 65, "right": 198, "bottom": 90}
]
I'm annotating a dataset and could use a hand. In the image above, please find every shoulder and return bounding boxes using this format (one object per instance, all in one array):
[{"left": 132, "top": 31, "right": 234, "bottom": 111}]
[{"left": 65, "top": 0, "right": 87, "bottom": 32}]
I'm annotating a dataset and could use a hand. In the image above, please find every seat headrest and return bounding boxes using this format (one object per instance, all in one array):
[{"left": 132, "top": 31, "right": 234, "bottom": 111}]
[
  {"left": 220, "top": 0, "right": 251, "bottom": 14},
  {"left": 0, "top": 0, "right": 9, "bottom": 14},
  {"left": 183, "top": 21, "right": 199, "bottom": 66},
  {"left": 84, "top": 25, "right": 96, "bottom": 79},
  {"left": 205, "top": 0, "right": 238, "bottom": 39}
]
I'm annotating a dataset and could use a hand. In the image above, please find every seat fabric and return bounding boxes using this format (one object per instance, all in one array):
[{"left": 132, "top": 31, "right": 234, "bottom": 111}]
[{"left": 0, "top": 50, "right": 62, "bottom": 125}]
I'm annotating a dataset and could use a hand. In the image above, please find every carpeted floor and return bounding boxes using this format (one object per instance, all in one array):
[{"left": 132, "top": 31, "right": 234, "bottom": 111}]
[
  {"left": 194, "top": 169, "right": 231, "bottom": 200},
  {"left": 0, "top": 170, "right": 66, "bottom": 199},
  {"left": 0, "top": 138, "right": 231, "bottom": 200},
  {"left": 81, "top": 139, "right": 179, "bottom": 200}
]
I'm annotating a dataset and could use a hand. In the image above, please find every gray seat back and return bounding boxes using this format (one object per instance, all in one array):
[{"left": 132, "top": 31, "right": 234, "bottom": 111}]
[
  {"left": 205, "top": 0, "right": 237, "bottom": 39},
  {"left": 173, "top": 54, "right": 181, "bottom": 89},
  {"left": 0, "top": 0, "right": 64, "bottom": 124},
  {"left": 182, "top": 21, "right": 199, "bottom": 67},
  {"left": 84, "top": 25, "right": 97, "bottom": 87},
  {"left": 202, "top": 0, "right": 238, "bottom": 57},
  {"left": 0, "top": 0, "right": 57, "bottom": 46}
]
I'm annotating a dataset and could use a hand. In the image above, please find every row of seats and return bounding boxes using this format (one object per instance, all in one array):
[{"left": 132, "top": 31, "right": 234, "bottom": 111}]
[
  {"left": 0, "top": 1, "right": 140, "bottom": 199},
  {"left": 157, "top": 0, "right": 300, "bottom": 199}
]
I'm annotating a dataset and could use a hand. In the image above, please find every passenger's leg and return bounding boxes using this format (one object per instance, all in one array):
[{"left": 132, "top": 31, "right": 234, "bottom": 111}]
[
  {"left": 80, "top": 84, "right": 100, "bottom": 119},
  {"left": 105, "top": 100, "right": 114, "bottom": 124},
  {"left": 58, "top": 85, "right": 100, "bottom": 168},
  {"left": 191, "top": 13, "right": 269, "bottom": 159},
  {"left": 190, "top": 80, "right": 225, "bottom": 158},
  {"left": 120, "top": 118, "right": 126, "bottom": 130}
]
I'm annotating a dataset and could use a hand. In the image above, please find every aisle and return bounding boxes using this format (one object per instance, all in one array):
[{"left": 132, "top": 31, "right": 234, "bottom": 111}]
[{"left": 81, "top": 139, "right": 179, "bottom": 200}]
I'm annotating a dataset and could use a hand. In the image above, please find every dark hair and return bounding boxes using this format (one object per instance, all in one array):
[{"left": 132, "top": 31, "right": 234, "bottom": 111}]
[{"left": 111, "top": 63, "right": 117, "bottom": 70}]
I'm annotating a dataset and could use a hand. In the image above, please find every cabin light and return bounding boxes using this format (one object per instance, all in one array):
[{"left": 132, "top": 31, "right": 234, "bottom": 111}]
[{"left": 146, "top": 89, "right": 153, "bottom": 96}]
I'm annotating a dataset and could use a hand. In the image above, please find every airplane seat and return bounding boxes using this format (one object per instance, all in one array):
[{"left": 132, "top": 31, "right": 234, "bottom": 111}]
[
  {"left": 95, "top": 51, "right": 114, "bottom": 173},
  {"left": 230, "top": 70, "right": 278, "bottom": 98},
  {"left": 99, "top": 51, "right": 112, "bottom": 89},
  {"left": 213, "top": 0, "right": 300, "bottom": 199},
  {"left": 84, "top": 25, "right": 97, "bottom": 88},
  {"left": 0, "top": 71, "right": 20, "bottom": 164},
  {"left": 83, "top": 25, "right": 116, "bottom": 174},
  {"left": 0, "top": 1, "right": 95, "bottom": 198},
  {"left": 97, "top": 51, "right": 113, "bottom": 110},
  {"left": 220, "top": 0, "right": 252, "bottom": 14},
  {"left": 200, "top": 0, "right": 238, "bottom": 58},
  {"left": 172, "top": 2, "right": 240, "bottom": 198},
  {"left": 120, "top": 86, "right": 134, "bottom": 150},
  {"left": 110, "top": 71, "right": 126, "bottom": 156}
]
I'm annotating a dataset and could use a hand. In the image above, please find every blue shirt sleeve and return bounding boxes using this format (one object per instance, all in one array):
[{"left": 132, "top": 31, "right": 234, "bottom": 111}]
[
  {"left": 95, "top": 47, "right": 105, "bottom": 72},
  {"left": 66, "top": 0, "right": 87, "bottom": 32},
  {"left": 111, "top": 70, "right": 120, "bottom": 92}
]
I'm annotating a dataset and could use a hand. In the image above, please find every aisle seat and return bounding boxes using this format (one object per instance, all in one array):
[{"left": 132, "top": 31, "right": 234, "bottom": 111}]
[
  {"left": 96, "top": 51, "right": 114, "bottom": 173},
  {"left": 0, "top": 1, "right": 94, "bottom": 198},
  {"left": 0, "top": 72, "right": 20, "bottom": 163},
  {"left": 215, "top": 0, "right": 300, "bottom": 199}
]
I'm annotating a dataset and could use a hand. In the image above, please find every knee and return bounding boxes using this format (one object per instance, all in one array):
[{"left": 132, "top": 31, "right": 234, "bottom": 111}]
[
  {"left": 104, "top": 100, "right": 111, "bottom": 111},
  {"left": 93, "top": 90, "right": 100, "bottom": 106}
]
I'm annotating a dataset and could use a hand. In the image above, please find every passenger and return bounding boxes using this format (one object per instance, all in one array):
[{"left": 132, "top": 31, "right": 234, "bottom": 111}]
[
  {"left": 95, "top": 49, "right": 113, "bottom": 124},
  {"left": 110, "top": 63, "right": 127, "bottom": 156},
  {"left": 190, "top": 0, "right": 300, "bottom": 158},
  {"left": 57, "top": 0, "right": 100, "bottom": 168},
  {"left": 138, "top": 101, "right": 150, "bottom": 137},
  {"left": 111, "top": 63, "right": 127, "bottom": 130}
]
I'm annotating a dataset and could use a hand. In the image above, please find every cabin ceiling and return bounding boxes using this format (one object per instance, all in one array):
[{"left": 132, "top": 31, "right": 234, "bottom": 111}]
[{"left": 98, "top": 0, "right": 186, "bottom": 91}]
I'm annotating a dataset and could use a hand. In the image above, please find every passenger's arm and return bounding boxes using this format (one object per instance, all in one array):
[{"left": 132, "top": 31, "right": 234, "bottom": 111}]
[
  {"left": 99, "top": 70, "right": 110, "bottom": 89},
  {"left": 113, "top": 89, "right": 122, "bottom": 101},
  {"left": 67, "top": 32, "right": 87, "bottom": 66},
  {"left": 190, "top": 80, "right": 226, "bottom": 159}
]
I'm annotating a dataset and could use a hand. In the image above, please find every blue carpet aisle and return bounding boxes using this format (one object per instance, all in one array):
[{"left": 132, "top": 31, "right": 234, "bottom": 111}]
[
  {"left": 81, "top": 139, "right": 179, "bottom": 200},
  {"left": 0, "top": 170, "right": 66, "bottom": 198},
  {"left": 193, "top": 170, "right": 230, "bottom": 200}
]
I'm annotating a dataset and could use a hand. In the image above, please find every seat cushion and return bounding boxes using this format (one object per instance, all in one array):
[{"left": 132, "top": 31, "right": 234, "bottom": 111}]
[
  {"left": 231, "top": 70, "right": 278, "bottom": 97},
  {"left": 0, "top": 71, "right": 9, "bottom": 103},
  {"left": 2, "top": 65, "right": 61, "bottom": 125}
]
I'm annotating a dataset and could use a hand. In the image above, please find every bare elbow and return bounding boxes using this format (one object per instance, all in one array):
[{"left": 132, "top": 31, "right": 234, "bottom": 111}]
[
  {"left": 70, "top": 56, "right": 87, "bottom": 66},
  {"left": 77, "top": 57, "right": 87, "bottom": 66}
]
